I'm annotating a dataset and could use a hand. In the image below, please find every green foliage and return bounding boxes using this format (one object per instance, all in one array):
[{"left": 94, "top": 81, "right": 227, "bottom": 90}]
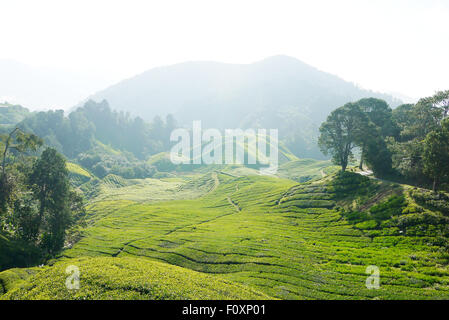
[
  {"left": 277, "top": 158, "right": 339, "bottom": 182},
  {"left": 320, "top": 90, "right": 449, "bottom": 190},
  {"left": 354, "top": 220, "right": 378, "bottom": 230},
  {"left": 386, "top": 91, "right": 449, "bottom": 189},
  {"left": 368, "top": 195, "right": 406, "bottom": 222},
  {"left": 66, "top": 162, "right": 92, "bottom": 186},
  {"left": 0, "top": 256, "right": 270, "bottom": 300},
  {"left": 357, "top": 97, "right": 399, "bottom": 138},
  {"left": 28, "top": 148, "right": 74, "bottom": 254},
  {"left": 3, "top": 171, "right": 441, "bottom": 300},
  {"left": 0, "top": 127, "right": 43, "bottom": 215},
  {"left": 328, "top": 171, "right": 376, "bottom": 198},
  {"left": 76, "top": 141, "right": 156, "bottom": 179},
  {"left": 1, "top": 145, "right": 86, "bottom": 270},
  {"left": 18, "top": 100, "right": 177, "bottom": 161},
  {"left": 343, "top": 211, "right": 370, "bottom": 224},
  {"left": 409, "top": 189, "right": 449, "bottom": 216},
  {"left": 363, "top": 134, "right": 392, "bottom": 176},
  {"left": 318, "top": 103, "right": 368, "bottom": 171},
  {"left": 422, "top": 119, "right": 449, "bottom": 190},
  {"left": 0, "top": 233, "right": 43, "bottom": 271},
  {"left": 0, "top": 103, "right": 30, "bottom": 126}
]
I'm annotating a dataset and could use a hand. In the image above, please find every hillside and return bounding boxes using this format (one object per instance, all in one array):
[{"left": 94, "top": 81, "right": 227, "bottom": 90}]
[
  {"left": 86, "top": 56, "right": 402, "bottom": 158},
  {"left": 0, "top": 256, "right": 269, "bottom": 299},
  {"left": 3, "top": 162, "right": 449, "bottom": 300},
  {"left": 0, "top": 103, "right": 30, "bottom": 128}
]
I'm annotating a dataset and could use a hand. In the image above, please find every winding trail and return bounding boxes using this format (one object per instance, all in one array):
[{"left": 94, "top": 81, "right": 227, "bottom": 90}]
[
  {"left": 227, "top": 196, "right": 241, "bottom": 212},
  {"left": 112, "top": 172, "right": 239, "bottom": 257},
  {"left": 210, "top": 172, "right": 220, "bottom": 193}
]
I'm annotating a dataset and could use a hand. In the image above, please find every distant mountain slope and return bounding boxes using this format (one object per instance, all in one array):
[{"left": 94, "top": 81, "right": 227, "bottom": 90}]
[{"left": 86, "top": 55, "right": 401, "bottom": 158}]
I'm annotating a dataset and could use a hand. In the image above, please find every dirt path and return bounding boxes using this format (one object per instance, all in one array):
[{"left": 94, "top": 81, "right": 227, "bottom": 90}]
[
  {"left": 358, "top": 170, "right": 373, "bottom": 176},
  {"left": 210, "top": 172, "right": 220, "bottom": 193},
  {"left": 227, "top": 196, "right": 241, "bottom": 212}
]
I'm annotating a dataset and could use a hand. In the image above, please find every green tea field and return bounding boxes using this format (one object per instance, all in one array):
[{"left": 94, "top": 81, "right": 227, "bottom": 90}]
[{"left": 2, "top": 162, "right": 449, "bottom": 300}]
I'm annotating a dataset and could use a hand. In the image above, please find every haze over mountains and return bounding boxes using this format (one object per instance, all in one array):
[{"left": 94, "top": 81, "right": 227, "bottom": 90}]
[
  {"left": 85, "top": 55, "right": 402, "bottom": 158},
  {"left": 88, "top": 55, "right": 401, "bottom": 124},
  {"left": 1, "top": 55, "right": 403, "bottom": 158}
]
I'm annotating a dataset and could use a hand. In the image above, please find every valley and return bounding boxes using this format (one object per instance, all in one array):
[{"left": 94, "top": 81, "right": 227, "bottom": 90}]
[{"left": 2, "top": 161, "right": 449, "bottom": 300}]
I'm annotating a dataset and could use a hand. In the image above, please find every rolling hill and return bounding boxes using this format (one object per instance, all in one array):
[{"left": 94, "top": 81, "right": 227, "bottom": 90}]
[{"left": 3, "top": 161, "right": 449, "bottom": 300}]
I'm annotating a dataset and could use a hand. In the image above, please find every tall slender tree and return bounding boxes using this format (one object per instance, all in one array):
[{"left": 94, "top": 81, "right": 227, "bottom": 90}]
[{"left": 28, "top": 148, "right": 71, "bottom": 254}]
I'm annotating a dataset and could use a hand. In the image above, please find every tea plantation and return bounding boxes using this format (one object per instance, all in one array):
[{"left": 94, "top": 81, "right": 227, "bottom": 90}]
[{"left": 2, "top": 162, "right": 449, "bottom": 300}]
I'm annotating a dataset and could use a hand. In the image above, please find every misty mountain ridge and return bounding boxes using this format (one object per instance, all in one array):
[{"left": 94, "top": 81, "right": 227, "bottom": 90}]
[
  {"left": 84, "top": 55, "right": 401, "bottom": 158},
  {"left": 87, "top": 55, "right": 401, "bottom": 126}
]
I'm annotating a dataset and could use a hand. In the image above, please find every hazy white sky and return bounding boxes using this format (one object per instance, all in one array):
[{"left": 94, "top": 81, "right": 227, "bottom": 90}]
[{"left": 1, "top": 0, "right": 448, "bottom": 101}]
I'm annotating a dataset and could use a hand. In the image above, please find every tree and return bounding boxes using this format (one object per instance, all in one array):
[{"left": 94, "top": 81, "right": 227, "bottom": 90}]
[
  {"left": 318, "top": 103, "right": 368, "bottom": 171},
  {"left": 392, "top": 104, "right": 415, "bottom": 141},
  {"left": 420, "top": 90, "right": 449, "bottom": 120},
  {"left": 0, "top": 128, "right": 42, "bottom": 214},
  {"left": 11, "top": 197, "right": 40, "bottom": 243},
  {"left": 423, "top": 119, "right": 449, "bottom": 191},
  {"left": 356, "top": 98, "right": 397, "bottom": 170},
  {"left": 363, "top": 131, "right": 393, "bottom": 176},
  {"left": 357, "top": 98, "right": 398, "bottom": 137},
  {"left": 28, "top": 148, "right": 71, "bottom": 254},
  {"left": 407, "top": 93, "right": 446, "bottom": 140}
]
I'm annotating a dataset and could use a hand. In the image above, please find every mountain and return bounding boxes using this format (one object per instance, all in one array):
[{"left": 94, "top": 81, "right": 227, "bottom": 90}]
[
  {"left": 86, "top": 55, "right": 402, "bottom": 158},
  {"left": 0, "top": 59, "right": 109, "bottom": 110}
]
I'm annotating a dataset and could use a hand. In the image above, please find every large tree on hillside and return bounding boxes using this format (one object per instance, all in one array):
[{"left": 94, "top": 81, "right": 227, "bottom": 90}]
[
  {"left": 408, "top": 93, "right": 446, "bottom": 140},
  {"left": 356, "top": 98, "right": 396, "bottom": 174},
  {"left": 318, "top": 103, "right": 368, "bottom": 171},
  {"left": 363, "top": 129, "right": 393, "bottom": 176},
  {"left": 28, "top": 148, "right": 72, "bottom": 254},
  {"left": 423, "top": 119, "right": 449, "bottom": 191},
  {"left": 392, "top": 104, "right": 415, "bottom": 141},
  {"left": 0, "top": 128, "right": 42, "bottom": 214},
  {"left": 357, "top": 98, "right": 398, "bottom": 137}
]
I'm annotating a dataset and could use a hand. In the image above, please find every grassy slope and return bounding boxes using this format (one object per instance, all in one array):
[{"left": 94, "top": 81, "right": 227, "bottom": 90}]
[
  {"left": 2, "top": 161, "right": 449, "bottom": 300},
  {"left": 67, "top": 162, "right": 93, "bottom": 187},
  {"left": 91, "top": 173, "right": 215, "bottom": 203},
  {"left": 0, "top": 256, "right": 269, "bottom": 299},
  {"left": 277, "top": 159, "right": 340, "bottom": 183}
]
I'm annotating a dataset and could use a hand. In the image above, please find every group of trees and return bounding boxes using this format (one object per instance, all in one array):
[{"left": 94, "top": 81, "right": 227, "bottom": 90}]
[
  {"left": 319, "top": 90, "right": 449, "bottom": 191},
  {"left": 0, "top": 128, "right": 84, "bottom": 262},
  {"left": 390, "top": 91, "right": 449, "bottom": 190},
  {"left": 318, "top": 98, "right": 397, "bottom": 174},
  {"left": 18, "top": 100, "right": 178, "bottom": 160},
  {"left": 12, "top": 100, "right": 179, "bottom": 180}
]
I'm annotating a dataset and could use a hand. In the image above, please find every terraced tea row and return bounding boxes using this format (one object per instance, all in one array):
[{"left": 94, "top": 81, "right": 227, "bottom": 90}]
[
  {"left": 60, "top": 172, "right": 449, "bottom": 299},
  {"left": 0, "top": 256, "right": 269, "bottom": 300}
]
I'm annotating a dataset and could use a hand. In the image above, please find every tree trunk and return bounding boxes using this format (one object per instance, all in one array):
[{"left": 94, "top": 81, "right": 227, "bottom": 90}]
[
  {"left": 1, "top": 128, "right": 19, "bottom": 180},
  {"left": 359, "top": 144, "right": 365, "bottom": 170},
  {"left": 433, "top": 176, "right": 438, "bottom": 191}
]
